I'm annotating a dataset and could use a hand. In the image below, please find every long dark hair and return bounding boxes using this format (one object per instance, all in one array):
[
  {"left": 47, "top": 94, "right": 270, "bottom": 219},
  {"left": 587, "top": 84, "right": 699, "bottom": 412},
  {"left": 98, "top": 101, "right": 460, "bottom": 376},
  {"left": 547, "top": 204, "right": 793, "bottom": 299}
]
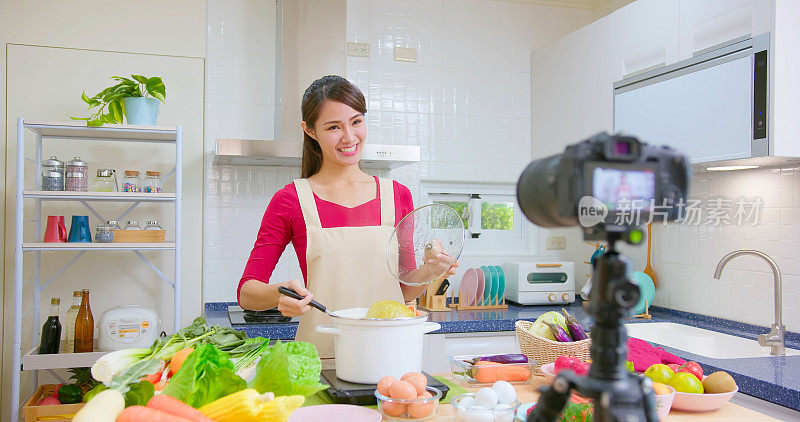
[{"left": 300, "top": 75, "right": 367, "bottom": 178}]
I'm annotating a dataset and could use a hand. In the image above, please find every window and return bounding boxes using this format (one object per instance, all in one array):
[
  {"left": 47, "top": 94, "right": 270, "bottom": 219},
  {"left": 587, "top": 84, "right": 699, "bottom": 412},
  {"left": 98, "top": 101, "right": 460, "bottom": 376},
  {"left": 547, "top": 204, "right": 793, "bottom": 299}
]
[{"left": 421, "top": 181, "right": 535, "bottom": 256}]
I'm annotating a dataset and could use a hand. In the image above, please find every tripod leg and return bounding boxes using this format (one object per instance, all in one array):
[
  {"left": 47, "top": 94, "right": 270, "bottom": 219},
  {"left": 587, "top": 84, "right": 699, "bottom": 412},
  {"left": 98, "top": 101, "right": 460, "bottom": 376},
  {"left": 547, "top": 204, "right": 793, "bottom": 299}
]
[
  {"left": 636, "top": 374, "right": 660, "bottom": 422},
  {"left": 528, "top": 375, "right": 572, "bottom": 422}
]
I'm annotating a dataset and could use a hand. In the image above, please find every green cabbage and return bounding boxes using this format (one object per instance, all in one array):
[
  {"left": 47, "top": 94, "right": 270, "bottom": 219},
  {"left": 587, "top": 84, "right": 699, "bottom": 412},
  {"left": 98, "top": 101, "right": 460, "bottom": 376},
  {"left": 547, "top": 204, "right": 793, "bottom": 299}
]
[
  {"left": 162, "top": 344, "right": 246, "bottom": 408},
  {"left": 528, "top": 311, "right": 569, "bottom": 340},
  {"left": 248, "top": 341, "right": 328, "bottom": 397}
]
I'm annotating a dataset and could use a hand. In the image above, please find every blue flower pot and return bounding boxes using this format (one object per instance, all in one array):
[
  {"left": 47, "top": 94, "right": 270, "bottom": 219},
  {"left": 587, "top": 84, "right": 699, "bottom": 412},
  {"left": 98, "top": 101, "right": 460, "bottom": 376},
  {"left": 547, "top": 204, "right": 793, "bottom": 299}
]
[{"left": 123, "top": 97, "right": 160, "bottom": 125}]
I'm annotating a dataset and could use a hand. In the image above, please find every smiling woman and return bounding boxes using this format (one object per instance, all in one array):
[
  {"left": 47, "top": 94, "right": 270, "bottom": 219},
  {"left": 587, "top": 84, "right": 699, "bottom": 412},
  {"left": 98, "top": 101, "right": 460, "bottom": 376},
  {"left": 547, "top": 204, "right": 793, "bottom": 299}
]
[{"left": 237, "top": 75, "right": 458, "bottom": 359}]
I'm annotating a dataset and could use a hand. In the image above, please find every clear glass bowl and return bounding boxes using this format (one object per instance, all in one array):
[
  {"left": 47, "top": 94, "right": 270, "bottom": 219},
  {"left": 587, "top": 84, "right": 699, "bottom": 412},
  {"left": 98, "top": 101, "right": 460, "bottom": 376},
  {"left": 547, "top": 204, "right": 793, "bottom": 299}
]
[
  {"left": 449, "top": 354, "right": 536, "bottom": 386},
  {"left": 451, "top": 392, "right": 520, "bottom": 422},
  {"left": 374, "top": 386, "right": 442, "bottom": 421}
]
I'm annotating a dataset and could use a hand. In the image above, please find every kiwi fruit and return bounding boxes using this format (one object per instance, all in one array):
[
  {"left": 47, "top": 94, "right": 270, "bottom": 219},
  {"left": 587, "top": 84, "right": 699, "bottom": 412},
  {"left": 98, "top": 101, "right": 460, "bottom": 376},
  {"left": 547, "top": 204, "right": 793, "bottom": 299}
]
[{"left": 702, "top": 371, "right": 737, "bottom": 393}]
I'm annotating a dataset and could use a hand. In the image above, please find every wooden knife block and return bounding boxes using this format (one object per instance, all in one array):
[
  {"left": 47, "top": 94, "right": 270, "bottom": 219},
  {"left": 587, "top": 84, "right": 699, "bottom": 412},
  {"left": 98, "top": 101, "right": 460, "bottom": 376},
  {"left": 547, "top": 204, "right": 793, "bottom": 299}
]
[{"left": 419, "top": 281, "right": 450, "bottom": 312}]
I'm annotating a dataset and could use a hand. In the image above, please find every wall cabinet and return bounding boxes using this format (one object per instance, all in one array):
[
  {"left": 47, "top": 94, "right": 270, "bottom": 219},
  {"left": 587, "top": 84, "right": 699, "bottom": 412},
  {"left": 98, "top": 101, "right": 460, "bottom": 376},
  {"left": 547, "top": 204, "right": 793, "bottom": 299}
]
[
  {"left": 422, "top": 332, "right": 519, "bottom": 374},
  {"left": 531, "top": 15, "right": 614, "bottom": 160},
  {"left": 677, "top": 0, "right": 771, "bottom": 60},
  {"left": 611, "top": 0, "right": 679, "bottom": 81}
]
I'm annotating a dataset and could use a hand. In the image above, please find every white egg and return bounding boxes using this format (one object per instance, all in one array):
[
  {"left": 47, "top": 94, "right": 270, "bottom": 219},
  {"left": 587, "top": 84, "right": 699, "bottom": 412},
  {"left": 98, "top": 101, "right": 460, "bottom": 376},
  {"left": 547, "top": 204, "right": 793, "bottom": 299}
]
[
  {"left": 474, "top": 387, "right": 499, "bottom": 409},
  {"left": 458, "top": 396, "right": 477, "bottom": 408},
  {"left": 461, "top": 411, "right": 494, "bottom": 422},
  {"left": 491, "top": 380, "right": 517, "bottom": 404}
]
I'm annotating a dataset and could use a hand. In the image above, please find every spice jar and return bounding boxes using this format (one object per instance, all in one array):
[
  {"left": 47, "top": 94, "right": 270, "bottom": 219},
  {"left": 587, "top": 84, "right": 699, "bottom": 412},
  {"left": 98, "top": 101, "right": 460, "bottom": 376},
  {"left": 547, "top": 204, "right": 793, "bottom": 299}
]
[
  {"left": 41, "top": 156, "right": 65, "bottom": 191},
  {"left": 123, "top": 220, "right": 141, "bottom": 230},
  {"left": 65, "top": 157, "right": 88, "bottom": 191},
  {"left": 41, "top": 171, "right": 64, "bottom": 191},
  {"left": 93, "top": 169, "right": 117, "bottom": 192},
  {"left": 106, "top": 220, "right": 121, "bottom": 230},
  {"left": 95, "top": 225, "right": 114, "bottom": 243},
  {"left": 144, "top": 220, "right": 163, "bottom": 230},
  {"left": 122, "top": 170, "right": 141, "bottom": 193},
  {"left": 144, "top": 171, "right": 162, "bottom": 193}
]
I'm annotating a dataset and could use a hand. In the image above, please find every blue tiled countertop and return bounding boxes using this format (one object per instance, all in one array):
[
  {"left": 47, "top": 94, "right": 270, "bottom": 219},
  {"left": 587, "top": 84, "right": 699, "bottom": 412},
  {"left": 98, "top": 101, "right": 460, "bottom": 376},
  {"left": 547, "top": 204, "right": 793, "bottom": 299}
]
[{"left": 204, "top": 302, "right": 800, "bottom": 410}]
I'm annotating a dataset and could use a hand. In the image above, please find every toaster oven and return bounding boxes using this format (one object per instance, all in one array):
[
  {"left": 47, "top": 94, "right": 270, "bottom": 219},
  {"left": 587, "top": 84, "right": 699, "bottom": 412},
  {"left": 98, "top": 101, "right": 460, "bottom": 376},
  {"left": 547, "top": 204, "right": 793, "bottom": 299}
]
[{"left": 502, "top": 261, "right": 575, "bottom": 305}]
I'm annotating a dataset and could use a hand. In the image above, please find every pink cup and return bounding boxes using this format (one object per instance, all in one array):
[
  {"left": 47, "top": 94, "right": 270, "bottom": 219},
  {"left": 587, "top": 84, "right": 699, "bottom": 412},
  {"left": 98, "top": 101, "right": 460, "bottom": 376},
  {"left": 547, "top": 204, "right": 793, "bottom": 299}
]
[{"left": 44, "top": 216, "right": 67, "bottom": 242}]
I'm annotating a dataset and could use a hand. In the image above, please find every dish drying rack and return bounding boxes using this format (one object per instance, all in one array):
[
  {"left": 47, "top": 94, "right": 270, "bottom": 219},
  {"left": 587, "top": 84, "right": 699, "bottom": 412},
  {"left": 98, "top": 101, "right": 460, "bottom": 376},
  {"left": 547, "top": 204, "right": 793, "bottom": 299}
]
[{"left": 448, "top": 289, "right": 507, "bottom": 310}]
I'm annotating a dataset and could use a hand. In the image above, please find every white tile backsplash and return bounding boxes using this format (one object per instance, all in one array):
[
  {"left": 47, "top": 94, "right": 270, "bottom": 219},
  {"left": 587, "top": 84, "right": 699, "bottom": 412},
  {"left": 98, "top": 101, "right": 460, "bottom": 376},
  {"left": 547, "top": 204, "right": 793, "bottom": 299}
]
[{"left": 202, "top": 0, "right": 592, "bottom": 302}]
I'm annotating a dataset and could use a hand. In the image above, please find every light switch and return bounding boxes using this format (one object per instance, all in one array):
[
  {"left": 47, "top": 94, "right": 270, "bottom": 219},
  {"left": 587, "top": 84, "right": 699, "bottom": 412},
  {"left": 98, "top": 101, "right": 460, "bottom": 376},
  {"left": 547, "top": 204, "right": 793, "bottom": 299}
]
[
  {"left": 347, "top": 42, "right": 370, "bottom": 57},
  {"left": 394, "top": 47, "right": 417, "bottom": 62}
]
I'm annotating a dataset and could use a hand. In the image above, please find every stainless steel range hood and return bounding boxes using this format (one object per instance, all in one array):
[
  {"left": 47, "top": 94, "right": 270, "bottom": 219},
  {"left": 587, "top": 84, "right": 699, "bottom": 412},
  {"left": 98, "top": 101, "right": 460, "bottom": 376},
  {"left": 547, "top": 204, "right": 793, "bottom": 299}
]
[{"left": 213, "top": 139, "right": 420, "bottom": 169}]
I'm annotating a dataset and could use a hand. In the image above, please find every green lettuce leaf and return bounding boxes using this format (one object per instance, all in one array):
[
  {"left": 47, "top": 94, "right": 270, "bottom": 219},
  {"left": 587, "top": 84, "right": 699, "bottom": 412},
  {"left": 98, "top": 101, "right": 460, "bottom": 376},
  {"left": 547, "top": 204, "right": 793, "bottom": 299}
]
[
  {"left": 248, "top": 341, "right": 328, "bottom": 397},
  {"left": 162, "top": 344, "right": 246, "bottom": 408},
  {"left": 124, "top": 381, "right": 154, "bottom": 407}
]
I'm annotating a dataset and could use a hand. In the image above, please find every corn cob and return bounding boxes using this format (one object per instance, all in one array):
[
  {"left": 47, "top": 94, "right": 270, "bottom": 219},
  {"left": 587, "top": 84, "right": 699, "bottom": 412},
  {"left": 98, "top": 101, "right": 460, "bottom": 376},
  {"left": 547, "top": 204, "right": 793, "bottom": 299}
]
[
  {"left": 256, "top": 395, "right": 305, "bottom": 421},
  {"left": 198, "top": 388, "right": 275, "bottom": 422}
]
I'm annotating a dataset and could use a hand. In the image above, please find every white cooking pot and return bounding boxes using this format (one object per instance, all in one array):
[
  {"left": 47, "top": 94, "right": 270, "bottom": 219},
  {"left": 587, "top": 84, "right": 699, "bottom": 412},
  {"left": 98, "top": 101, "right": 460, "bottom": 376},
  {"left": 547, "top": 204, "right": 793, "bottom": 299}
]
[{"left": 316, "top": 308, "right": 441, "bottom": 384}]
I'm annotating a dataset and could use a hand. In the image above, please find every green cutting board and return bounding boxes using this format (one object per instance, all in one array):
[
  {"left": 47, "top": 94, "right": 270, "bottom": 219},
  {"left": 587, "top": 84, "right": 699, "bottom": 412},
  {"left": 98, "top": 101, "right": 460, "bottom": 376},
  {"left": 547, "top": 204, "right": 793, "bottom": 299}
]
[{"left": 304, "top": 376, "right": 470, "bottom": 407}]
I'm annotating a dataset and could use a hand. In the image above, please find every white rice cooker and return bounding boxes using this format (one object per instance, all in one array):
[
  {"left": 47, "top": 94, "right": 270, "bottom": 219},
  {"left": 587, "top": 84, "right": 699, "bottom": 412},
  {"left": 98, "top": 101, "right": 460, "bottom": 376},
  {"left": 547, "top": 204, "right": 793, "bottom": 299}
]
[
  {"left": 315, "top": 308, "right": 440, "bottom": 384},
  {"left": 99, "top": 305, "right": 161, "bottom": 351}
]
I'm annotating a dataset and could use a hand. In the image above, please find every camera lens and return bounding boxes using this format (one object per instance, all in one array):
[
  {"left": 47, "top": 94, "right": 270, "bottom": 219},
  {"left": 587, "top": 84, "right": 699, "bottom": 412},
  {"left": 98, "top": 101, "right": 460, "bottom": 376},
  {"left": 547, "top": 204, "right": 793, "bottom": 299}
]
[
  {"left": 612, "top": 282, "right": 640, "bottom": 309},
  {"left": 517, "top": 155, "right": 574, "bottom": 228}
]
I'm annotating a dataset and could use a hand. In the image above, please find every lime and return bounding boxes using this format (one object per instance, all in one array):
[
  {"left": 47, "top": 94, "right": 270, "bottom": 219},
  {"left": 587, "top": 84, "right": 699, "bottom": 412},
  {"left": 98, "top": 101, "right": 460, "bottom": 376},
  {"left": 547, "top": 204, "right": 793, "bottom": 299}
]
[{"left": 366, "top": 300, "right": 414, "bottom": 318}]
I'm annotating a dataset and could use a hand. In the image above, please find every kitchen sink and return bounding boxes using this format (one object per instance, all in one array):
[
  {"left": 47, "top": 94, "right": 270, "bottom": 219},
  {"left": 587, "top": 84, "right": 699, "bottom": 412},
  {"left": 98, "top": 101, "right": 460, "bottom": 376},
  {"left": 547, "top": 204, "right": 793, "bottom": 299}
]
[{"left": 624, "top": 322, "right": 800, "bottom": 359}]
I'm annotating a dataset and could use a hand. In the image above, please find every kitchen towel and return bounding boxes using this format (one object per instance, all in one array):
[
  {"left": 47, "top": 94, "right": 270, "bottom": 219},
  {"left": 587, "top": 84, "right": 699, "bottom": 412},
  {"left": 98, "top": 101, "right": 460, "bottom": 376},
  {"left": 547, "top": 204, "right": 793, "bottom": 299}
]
[{"left": 627, "top": 337, "right": 685, "bottom": 372}]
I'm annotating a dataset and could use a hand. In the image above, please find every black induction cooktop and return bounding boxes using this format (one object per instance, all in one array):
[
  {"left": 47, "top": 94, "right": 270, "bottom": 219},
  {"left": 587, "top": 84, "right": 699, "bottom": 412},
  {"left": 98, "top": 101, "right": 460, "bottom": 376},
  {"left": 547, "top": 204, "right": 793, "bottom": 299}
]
[{"left": 227, "top": 305, "right": 300, "bottom": 325}]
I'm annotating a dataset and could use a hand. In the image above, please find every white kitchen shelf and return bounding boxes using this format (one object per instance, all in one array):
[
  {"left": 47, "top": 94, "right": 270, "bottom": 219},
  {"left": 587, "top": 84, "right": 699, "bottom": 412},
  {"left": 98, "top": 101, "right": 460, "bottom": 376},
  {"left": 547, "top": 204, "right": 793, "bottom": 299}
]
[
  {"left": 24, "top": 121, "right": 177, "bottom": 142},
  {"left": 22, "top": 242, "right": 176, "bottom": 251},
  {"left": 22, "top": 347, "right": 107, "bottom": 371},
  {"left": 11, "top": 119, "right": 183, "bottom": 421},
  {"left": 23, "top": 190, "right": 176, "bottom": 202}
]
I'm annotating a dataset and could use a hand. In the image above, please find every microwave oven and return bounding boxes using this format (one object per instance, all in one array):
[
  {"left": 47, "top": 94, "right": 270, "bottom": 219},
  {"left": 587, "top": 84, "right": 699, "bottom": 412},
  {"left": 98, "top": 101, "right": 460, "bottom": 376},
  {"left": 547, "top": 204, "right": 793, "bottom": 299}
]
[{"left": 503, "top": 261, "right": 575, "bottom": 305}]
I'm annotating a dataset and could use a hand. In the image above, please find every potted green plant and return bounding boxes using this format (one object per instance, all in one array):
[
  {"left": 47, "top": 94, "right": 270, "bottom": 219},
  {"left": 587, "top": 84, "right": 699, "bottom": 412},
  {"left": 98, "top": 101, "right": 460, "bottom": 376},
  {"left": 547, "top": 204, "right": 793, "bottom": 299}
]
[{"left": 71, "top": 75, "right": 166, "bottom": 126}]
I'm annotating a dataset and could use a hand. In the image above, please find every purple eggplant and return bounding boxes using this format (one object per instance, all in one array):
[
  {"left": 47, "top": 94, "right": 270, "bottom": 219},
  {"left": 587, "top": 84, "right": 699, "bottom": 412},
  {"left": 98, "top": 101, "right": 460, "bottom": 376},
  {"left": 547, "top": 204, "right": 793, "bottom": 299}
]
[
  {"left": 544, "top": 320, "right": 573, "bottom": 342},
  {"left": 478, "top": 354, "right": 529, "bottom": 364},
  {"left": 561, "top": 308, "right": 589, "bottom": 341}
]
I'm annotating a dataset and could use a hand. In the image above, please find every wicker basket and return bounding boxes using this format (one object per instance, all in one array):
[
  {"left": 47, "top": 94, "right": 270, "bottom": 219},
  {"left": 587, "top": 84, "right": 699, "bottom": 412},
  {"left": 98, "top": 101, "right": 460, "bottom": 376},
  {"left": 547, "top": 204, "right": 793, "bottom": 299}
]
[{"left": 515, "top": 320, "right": 591, "bottom": 376}]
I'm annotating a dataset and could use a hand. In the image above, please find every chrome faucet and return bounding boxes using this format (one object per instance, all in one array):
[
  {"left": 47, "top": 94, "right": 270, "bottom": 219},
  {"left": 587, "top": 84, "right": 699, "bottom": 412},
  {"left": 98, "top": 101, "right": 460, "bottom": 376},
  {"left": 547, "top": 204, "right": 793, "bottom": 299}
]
[{"left": 713, "top": 250, "right": 785, "bottom": 356}]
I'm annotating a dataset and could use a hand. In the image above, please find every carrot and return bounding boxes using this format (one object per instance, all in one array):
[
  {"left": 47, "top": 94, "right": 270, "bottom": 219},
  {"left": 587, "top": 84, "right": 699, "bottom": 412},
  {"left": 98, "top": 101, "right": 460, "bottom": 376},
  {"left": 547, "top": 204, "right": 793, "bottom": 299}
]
[
  {"left": 147, "top": 395, "right": 214, "bottom": 422},
  {"left": 116, "top": 405, "right": 194, "bottom": 422},
  {"left": 143, "top": 371, "right": 163, "bottom": 385},
  {"left": 169, "top": 347, "right": 195, "bottom": 376},
  {"left": 474, "top": 360, "right": 531, "bottom": 383}
]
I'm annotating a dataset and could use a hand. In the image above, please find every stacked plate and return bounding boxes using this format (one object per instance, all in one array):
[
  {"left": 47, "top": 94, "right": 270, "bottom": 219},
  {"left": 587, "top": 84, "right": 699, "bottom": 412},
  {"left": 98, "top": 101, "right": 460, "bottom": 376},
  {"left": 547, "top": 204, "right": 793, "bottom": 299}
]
[{"left": 459, "top": 266, "right": 506, "bottom": 306}]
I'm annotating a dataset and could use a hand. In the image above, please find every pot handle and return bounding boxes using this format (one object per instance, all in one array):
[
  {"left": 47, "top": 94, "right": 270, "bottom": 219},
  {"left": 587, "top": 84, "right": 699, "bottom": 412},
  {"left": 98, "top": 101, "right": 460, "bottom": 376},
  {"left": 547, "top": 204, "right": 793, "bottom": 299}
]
[
  {"left": 315, "top": 324, "right": 341, "bottom": 336},
  {"left": 421, "top": 322, "right": 441, "bottom": 334}
]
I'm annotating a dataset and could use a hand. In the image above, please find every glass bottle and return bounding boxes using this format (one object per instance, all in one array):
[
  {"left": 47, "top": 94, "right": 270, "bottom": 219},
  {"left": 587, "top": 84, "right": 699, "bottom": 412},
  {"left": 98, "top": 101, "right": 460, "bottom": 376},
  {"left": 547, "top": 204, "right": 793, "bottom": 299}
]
[
  {"left": 93, "top": 169, "right": 117, "bottom": 192},
  {"left": 41, "top": 156, "right": 65, "bottom": 191},
  {"left": 64, "top": 290, "right": 81, "bottom": 353},
  {"left": 124, "top": 220, "right": 141, "bottom": 230},
  {"left": 74, "top": 289, "right": 94, "bottom": 353},
  {"left": 38, "top": 298, "right": 61, "bottom": 354},
  {"left": 144, "top": 220, "right": 163, "bottom": 230},
  {"left": 106, "top": 220, "right": 122, "bottom": 230},
  {"left": 122, "top": 170, "right": 141, "bottom": 193},
  {"left": 95, "top": 225, "right": 114, "bottom": 243},
  {"left": 144, "top": 171, "right": 162, "bottom": 193},
  {"left": 65, "top": 157, "right": 88, "bottom": 192}
]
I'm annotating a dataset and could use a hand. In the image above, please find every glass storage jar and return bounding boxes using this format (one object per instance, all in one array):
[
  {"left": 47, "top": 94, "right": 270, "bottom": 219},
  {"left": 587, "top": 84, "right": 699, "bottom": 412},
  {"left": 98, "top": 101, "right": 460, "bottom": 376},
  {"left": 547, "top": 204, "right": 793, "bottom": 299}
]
[
  {"left": 93, "top": 169, "right": 117, "bottom": 192},
  {"left": 144, "top": 171, "right": 162, "bottom": 193},
  {"left": 106, "top": 220, "right": 122, "bottom": 230},
  {"left": 65, "top": 157, "right": 88, "bottom": 191},
  {"left": 122, "top": 170, "right": 141, "bottom": 193},
  {"left": 123, "top": 220, "right": 141, "bottom": 230},
  {"left": 144, "top": 220, "right": 163, "bottom": 230},
  {"left": 41, "top": 156, "right": 65, "bottom": 191},
  {"left": 95, "top": 225, "right": 114, "bottom": 243}
]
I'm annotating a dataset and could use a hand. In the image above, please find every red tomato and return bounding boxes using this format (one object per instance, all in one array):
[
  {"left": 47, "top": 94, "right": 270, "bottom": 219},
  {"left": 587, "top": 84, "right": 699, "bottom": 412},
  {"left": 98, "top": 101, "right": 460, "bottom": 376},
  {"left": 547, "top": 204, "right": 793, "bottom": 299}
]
[
  {"left": 667, "top": 363, "right": 681, "bottom": 373},
  {"left": 678, "top": 361, "right": 703, "bottom": 381}
]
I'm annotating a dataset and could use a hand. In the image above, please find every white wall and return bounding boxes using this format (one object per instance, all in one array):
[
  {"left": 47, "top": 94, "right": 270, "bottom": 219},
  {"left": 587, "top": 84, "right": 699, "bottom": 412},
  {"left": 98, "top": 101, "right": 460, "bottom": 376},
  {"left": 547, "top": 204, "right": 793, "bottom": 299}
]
[
  {"left": 202, "top": 0, "right": 593, "bottom": 302},
  {"left": 1, "top": 2, "right": 206, "bottom": 419}
]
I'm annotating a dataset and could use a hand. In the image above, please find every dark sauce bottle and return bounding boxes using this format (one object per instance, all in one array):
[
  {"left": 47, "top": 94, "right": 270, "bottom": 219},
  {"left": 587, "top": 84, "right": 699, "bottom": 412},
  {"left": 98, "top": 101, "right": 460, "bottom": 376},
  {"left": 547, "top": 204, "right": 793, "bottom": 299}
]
[{"left": 39, "top": 298, "right": 62, "bottom": 354}]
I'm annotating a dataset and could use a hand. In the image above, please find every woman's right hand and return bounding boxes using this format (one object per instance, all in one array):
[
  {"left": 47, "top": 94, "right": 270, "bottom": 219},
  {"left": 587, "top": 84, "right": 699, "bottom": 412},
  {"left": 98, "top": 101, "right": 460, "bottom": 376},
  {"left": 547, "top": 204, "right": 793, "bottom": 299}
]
[{"left": 277, "top": 279, "right": 315, "bottom": 317}]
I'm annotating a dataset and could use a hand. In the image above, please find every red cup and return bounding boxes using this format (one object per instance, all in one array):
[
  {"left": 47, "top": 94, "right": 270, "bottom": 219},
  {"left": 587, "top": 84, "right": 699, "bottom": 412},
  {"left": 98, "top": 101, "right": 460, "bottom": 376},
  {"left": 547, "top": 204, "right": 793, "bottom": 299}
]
[{"left": 44, "top": 215, "right": 67, "bottom": 242}]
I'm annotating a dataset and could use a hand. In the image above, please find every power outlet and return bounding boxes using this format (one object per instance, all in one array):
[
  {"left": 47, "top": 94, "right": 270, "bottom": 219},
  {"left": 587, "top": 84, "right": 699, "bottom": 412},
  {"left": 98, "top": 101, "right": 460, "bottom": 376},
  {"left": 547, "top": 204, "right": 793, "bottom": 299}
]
[
  {"left": 347, "top": 42, "right": 370, "bottom": 57},
  {"left": 546, "top": 236, "right": 567, "bottom": 250}
]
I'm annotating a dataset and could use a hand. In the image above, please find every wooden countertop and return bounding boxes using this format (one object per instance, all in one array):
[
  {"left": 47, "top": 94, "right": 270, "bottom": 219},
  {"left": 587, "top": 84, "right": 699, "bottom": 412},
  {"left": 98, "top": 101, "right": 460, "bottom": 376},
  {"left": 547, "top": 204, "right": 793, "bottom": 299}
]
[{"left": 431, "top": 373, "right": 778, "bottom": 421}]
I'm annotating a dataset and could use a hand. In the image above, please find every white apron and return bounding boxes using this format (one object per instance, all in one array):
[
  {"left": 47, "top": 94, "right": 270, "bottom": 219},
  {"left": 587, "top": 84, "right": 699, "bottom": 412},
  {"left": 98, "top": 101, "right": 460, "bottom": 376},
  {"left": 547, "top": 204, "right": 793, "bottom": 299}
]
[{"left": 293, "top": 178, "right": 406, "bottom": 361}]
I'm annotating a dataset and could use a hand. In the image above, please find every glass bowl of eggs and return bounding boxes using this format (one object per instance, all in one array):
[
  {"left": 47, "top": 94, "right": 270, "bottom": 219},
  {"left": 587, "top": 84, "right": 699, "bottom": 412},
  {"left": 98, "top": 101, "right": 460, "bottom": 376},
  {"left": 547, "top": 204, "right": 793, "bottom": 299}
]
[
  {"left": 451, "top": 382, "right": 520, "bottom": 422},
  {"left": 375, "top": 373, "right": 442, "bottom": 421}
]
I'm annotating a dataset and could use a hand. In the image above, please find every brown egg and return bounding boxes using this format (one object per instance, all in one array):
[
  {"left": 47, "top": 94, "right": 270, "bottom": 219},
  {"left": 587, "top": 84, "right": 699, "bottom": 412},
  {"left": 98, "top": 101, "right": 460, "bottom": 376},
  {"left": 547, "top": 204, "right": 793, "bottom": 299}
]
[
  {"left": 401, "top": 372, "right": 428, "bottom": 395},
  {"left": 408, "top": 391, "right": 435, "bottom": 418},
  {"left": 377, "top": 376, "right": 397, "bottom": 397},
  {"left": 388, "top": 380, "right": 417, "bottom": 400},
  {"left": 381, "top": 401, "right": 407, "bottom": 417}
]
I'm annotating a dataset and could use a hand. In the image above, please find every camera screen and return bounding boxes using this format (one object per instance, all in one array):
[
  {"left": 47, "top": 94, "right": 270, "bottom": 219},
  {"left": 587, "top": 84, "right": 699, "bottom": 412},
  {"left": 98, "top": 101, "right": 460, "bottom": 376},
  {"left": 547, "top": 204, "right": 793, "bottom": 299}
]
[{"left": 591, "top": 166, "right": 656, "bottom": 211}]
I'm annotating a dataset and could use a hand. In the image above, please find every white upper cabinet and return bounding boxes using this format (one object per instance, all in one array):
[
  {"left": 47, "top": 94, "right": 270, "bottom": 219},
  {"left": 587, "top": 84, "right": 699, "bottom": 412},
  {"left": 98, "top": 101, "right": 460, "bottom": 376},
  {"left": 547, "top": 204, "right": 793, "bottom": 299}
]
[
  {"left": 531, "top": 16, "right": 614, "bottom": 160},
  {"left": 678, "top": 0, "right": 771, "bottom": 60},
  {"left": 611, "top": 0, "right": 680, "bottom": 82}
]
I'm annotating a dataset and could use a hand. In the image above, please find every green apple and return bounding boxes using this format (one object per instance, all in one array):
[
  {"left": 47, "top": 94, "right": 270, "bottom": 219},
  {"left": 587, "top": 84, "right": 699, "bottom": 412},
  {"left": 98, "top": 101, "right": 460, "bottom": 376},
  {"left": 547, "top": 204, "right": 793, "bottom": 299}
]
[
  {"left": 644, "top": 364, "right": 675, "bottom": 385},
  {"left": 668, "top": 372, "right": 704, "bottom": 394}
]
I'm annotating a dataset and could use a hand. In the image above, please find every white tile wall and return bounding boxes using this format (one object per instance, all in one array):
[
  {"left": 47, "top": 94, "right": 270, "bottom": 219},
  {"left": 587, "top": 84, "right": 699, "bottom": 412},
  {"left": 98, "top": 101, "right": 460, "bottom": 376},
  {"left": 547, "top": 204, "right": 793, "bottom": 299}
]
[{"left": 202, "top": 0, "right": 592, "bottom": 302}]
